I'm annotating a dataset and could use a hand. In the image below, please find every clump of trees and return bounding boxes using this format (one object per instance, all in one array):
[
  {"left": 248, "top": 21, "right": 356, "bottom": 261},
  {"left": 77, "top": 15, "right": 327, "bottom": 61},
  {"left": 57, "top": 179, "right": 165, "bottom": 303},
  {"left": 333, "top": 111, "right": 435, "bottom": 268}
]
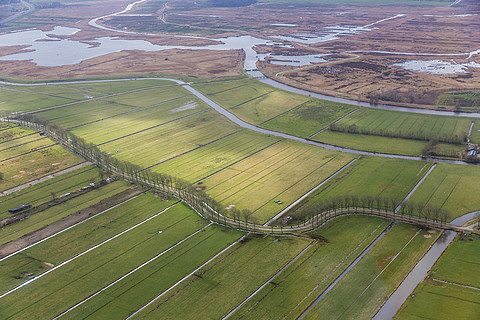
[
  {"left": 329, "top": 123, "right": 466, "bottom": 145},
  {"left": 287, "top": 194, "right": 451, "bottom": 227}
]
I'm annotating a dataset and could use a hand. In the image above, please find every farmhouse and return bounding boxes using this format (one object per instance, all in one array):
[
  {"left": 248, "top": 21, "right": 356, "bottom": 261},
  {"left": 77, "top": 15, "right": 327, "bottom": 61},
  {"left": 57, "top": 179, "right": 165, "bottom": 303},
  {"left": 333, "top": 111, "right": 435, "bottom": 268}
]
[{"left": 8, "top": 204, "right": 32, "bottom": 213}]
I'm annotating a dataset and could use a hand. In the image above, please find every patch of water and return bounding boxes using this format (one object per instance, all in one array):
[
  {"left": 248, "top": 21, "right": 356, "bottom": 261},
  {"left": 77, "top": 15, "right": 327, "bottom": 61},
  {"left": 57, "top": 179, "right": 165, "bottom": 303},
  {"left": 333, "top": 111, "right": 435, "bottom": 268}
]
[
  {"left": 392, "top": 59, "right": 480, "bottom": 75},
  {"left": 170, "top": 101, "right": 198, "bottom": 113},
  {"left": 260, "top": 53, "right": 329, "bottom": 67}
]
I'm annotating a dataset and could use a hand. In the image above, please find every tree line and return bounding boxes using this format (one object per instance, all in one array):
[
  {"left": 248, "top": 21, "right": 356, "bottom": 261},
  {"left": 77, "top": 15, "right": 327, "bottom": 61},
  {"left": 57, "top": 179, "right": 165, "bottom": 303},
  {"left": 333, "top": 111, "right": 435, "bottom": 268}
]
[
  {"left": 7, "top": 114, "right": 451, "bottom": 233},
  {"left": 329, "top": 123, "right": 466, "bottom": 145},
  {"left": 287, "top": 194, "right": 451, "bottom": 227}
]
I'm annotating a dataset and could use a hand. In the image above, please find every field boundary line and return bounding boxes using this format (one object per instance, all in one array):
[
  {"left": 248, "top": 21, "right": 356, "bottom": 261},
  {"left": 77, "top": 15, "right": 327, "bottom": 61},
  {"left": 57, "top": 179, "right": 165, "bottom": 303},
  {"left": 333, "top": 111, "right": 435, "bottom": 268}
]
[
  {"left": 0, "top": 191, "right": 141, "bottom": 262},
  {"left": 336, "top": 230, "right": 420, "bottom": 319},
  {"left": 67, "top": 95, "right": 191, "bottom": 130},
  {"left": 432, "top": 278, "right": 480, "bottom": 291},
  {"left": 298, "top": 221, "right": 396, "bottom": 320},
  {"left": 222, "top": 239, "right": 316, "bottom": 319},
  {"left": 264, "top": 158, "right": 358, "bottom": 226},
  {"left": 0, "top": 142, "right": 57, "bottom": 162},
  {"left": 230, "top": 91, "right": 274, "bottom": 110},
  {"left": 395, "top": 163, "right": 437, "bottom": 213},
  {"left": 309, "top": 108, "right": 360, "bottom": 137},
  {"left": 97, "top": 109, "right": 210, "bottom": 146},
  {"left": 126, "top": 234, "right": 247, "bottom": 319},
  {"left": 52, "top": 222, "right": 214, "bottom": 319},
  {"left": 0, "top": 201, "right": 180, "bottom": 298},
  {"left": 0, "top": 161, "right": 90, "bottom": 197}
]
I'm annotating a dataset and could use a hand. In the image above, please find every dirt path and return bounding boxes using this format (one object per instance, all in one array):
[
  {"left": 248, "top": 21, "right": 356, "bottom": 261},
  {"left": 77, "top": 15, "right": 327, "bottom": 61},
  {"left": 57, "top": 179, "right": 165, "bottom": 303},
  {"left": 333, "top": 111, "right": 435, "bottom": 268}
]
[
  {"left": 0, "top": 162, "right": 91, "bottom": 197},
  {"left": 0, "top": 186, "right": 144, "bottom": 259}
]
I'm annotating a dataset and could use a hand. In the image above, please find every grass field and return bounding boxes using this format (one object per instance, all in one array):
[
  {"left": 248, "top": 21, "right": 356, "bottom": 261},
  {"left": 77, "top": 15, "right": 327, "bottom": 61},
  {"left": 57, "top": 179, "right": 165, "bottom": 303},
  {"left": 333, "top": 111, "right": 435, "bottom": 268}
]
[
  {"left": 0, "top": 202, "right": 242, "bottom": 319},
  {"left": 193, "top": 79, "right": 310, "bottom": 124},
  {"left": 0, "top": 127, "right": 83, "bottom": 191},
  {"left": 313, "top": 130, "right": 465, "bottom": 156},
  {"left": 0, "top": 180, "right": 129, "bottom": 246},
  {"left": 304, "top": 222, "right": 438, "bottom": 320},
  {"left": 0, "top": 87, "right": 75, "bottom": 113},
  {"left": 437, "top": 91, "right": 480, "bottom": 111},
  {"left": 201, "top": 139, "right": 354, "bottom": 222},
  {"left": 101, "top": 234, "right": 312, "bottom": 319},
  {"left": 408, "top": 163, "right": 480, "bottom": 219},
  {"left": 320, "top": 108, "right": 473, "bottom": 142},
  {"left": 101, "top": 111, "right": 241, "bottom": 168},
  {"left": 395, "top": 234, "right": 480, "bottom": 320},
  {"left": 0, "top": 165, "right": 99, "bottom": 216},
  {"left": 301, "top": 157, "right": 431, "bottom": 209},
  {"left": 0, "top": 193, "right": 176, "bottom": 293},
  {"left": 229, "top": 216, "right": 391, "bottom": 320},
  {"left": 262, "top": 100, "right": 356, "bottom": 137}
]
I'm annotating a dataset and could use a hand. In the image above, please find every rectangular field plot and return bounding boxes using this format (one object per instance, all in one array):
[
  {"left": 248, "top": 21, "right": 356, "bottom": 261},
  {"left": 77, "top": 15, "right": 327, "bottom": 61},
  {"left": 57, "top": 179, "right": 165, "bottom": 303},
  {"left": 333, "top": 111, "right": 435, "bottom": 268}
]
[
  {"left": 302, "top": 157, "right": 432, "bottom": 208},
  {"left": 71, "top": 97, "right": 208, "bottom": 145},
  {"left": 193, "top": 79, "right": 310, "bottom": 124},
  {"left": 101, "top": 111, "right": 241, "bottom": 168},
  {"left": 130, "top": 235, "right": 312, "bottom": 319},
  {"left": 0, "top": 142, "right": 83, "bottom": 192},
  {"left": 0, "top": 180, "right": 129, "bottom": 246},
  {"left": 2, "top": 84, "right": 104, "bottom": 101},
  {"left": 303, "top": 222, "right": 438, "bottom": 320},
  {"left": 0, "top": 126, "right": 36, "bottom": 143},
  {"left": 329, "top": 108, "right": 473, "bottom": 141},
  {"left": 408, "top": 163, "right": 480, "bottom": 219},
  {"left": 0, "top": 193, "right": 176, "bottom": 294},
  {"left": 151, "top": 130, "right": 280, "bottom": 183},
  {"left": 58, "top": 79, "right": 175, "bottom": 95},
  {"left": 0, "top": 165, "right": 98, "bottom": 215},
  {"left": 229, "top": 216, "right": 391, "bottom": 320},
  {"left": 0, "top": 87, "right": 75, "bottom": 113},
  {"left": 0, "top": 204, "right": 242, "bottom": 320},
  {"left": 202, "top": 140, "right": 354, "bottom": 223},
  {"left": 36, "top": 100, "right": 136, "bottom": 129},
  {"left": 100, "top": 85, "right": 190, "bottom": 108},
  {"left": 395, "top": 235, "right": 480, "bottom": 320},
  {"left": 262, "top": 99, "right": 356, "bottom": 137}
]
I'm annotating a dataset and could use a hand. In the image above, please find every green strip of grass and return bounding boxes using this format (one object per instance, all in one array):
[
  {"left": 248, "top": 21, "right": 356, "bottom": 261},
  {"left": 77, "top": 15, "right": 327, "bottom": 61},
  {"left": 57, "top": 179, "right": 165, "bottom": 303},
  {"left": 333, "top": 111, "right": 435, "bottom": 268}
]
[{"left": 303, "top": 223, "right": 438, "bottom": 320}]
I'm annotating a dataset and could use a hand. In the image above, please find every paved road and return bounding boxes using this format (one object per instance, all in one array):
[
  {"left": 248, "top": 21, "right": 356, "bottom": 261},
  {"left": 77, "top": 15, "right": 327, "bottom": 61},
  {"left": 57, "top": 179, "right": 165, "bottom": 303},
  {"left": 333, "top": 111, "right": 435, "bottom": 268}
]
[{"left": 0, "top": 0, "right": 34, "bottom": 25}]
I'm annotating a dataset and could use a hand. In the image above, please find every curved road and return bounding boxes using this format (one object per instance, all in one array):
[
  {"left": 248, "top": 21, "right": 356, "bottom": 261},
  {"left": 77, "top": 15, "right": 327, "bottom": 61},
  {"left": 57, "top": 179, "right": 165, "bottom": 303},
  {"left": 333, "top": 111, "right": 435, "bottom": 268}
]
[{"left": 2, "top": 77, "right": 478, "bottom": 166}]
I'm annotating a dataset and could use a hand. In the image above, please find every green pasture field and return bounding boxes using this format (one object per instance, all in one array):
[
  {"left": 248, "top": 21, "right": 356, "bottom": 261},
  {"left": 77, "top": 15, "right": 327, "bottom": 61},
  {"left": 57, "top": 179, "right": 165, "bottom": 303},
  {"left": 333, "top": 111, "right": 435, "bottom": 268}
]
[
  {"left": 395, "top": 235, "right": 480, "bottom": 320},
  {"left": 0, "top": 180, "right": 129, "bottom": 246},
  {"left": 193, "top": 79, "right": 309, "bottom": 124},
  {"left": 132, "top": 235, "right": 312, "bottom": 319},
  {"left": 0, "top": 193, "right": 177, "bottom": 294},
  {"left": 437, "top": 91, "right": 480, "bottom": 111},
  {"left": 304, "top": 223, "right": 438, "bottom": 320},
  {"left": 262, "top": 100, "right": 356, "bottom": 137},
  {"left": 0, "top": 165, "right": 98, "bottom": 216},
  {"left": 3, "top": 84, "right": 102, "bottom": 101},
  {"left": 314, "top": 131, "right": 465, "bottom": 156},
  {"left": 151, "top": 129, "right": 280, "bottom": 183},
  {"left": 326, "top": 108, "right": 472, "bottom": 141},
  {"left": 0, "top": 87, "right": 74, "bottom": 113},
  {"left": 468, "top": 121, "right": 480, "bottom": 143},
  {"left": 102, "top": 111, "right": 241, "bottom": 168},
  {"left": 0, "top": 125, "right": 35, "bottom": 142},
  {"left": 302, "top": 157, "right": 431, "bottom": 208},
  {"left": 58, "top": 79, "right": 176, "bottom": 95},
  {"left": 100, "top": 85, "right": 190, "bottom": 108},
  {"left": 202, "top": 139, "right": 354, "bottom": 223},
  {"left": 0, "top": 135, "right": 51, "bottom": 161},
  {"left": 37, "top": 100, "right": 136, "bottom": 129},
  {"left": 0, "top": 208, "right": 242, "bottom": 319},
  {"left": 408, "top": 163, "right": 480, "bottom": 219},
  {"left": 71, "top": 96, "right": 208, "bottom": 145},
  {"left": 0, "top": 143, "right": 83, "bottom": 191},
  {"left": 230, "top": 216, "right": 391, "bottom": 320},
  {"left": 37, "top": 87, "right": 194, "bottom": 129}
]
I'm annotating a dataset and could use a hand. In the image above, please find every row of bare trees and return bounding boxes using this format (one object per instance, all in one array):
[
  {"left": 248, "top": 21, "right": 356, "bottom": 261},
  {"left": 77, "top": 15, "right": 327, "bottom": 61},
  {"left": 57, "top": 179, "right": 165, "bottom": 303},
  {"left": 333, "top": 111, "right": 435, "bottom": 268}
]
[
  {"left": 329, "top": 123, "right": 466, "bottom": 145},
  {"left": 289, "top": 194, "right": 451, "bottom": 227},
  {"left": 8, "top": 114, "right": 451, "bottom": 232}
]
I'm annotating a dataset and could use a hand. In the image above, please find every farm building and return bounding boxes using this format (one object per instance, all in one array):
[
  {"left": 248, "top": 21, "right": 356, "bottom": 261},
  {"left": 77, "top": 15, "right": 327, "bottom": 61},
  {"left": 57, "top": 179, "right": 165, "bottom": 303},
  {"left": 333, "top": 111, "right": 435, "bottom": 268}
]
[{"left": 8, "top": 204, "right": 32, "bottom": 213}]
